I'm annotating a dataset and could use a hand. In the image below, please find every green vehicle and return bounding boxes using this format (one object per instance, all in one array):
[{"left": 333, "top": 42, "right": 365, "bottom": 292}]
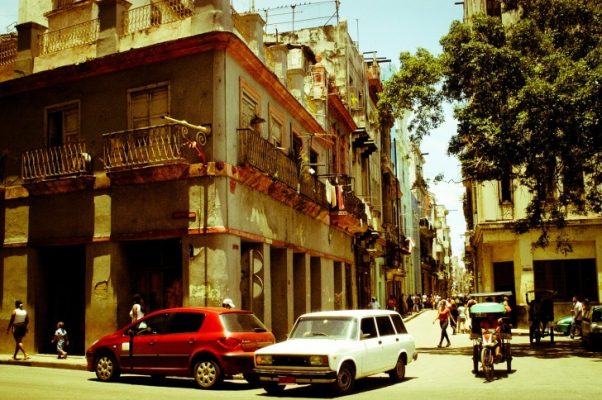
[{"left": 469, "top": 292, "right": 513, "bottom": 381}]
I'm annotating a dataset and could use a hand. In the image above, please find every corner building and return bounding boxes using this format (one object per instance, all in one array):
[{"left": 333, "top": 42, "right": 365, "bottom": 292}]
[{"left": 0, "top": 0, "right": 386, "bottom": 353}]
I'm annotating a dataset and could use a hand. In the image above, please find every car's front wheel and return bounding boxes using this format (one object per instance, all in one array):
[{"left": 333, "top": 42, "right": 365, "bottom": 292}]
[
  {"left": 94, "top": 353, "right": 120, "bottom": 382},
  {"left": 263, "top": 382, "right": 285, "bottom": 395},
  {"left": 193, "top": 358, "right": 223, "bottom": 389},
  {"left": 243, "top": 372, "right": 261, "bottom": 387},
  {"left": 331, "top": 362, "right": 355, "bottom": 396},
  {"left": 388, "top": 355, "right": 406, "bottom": 382}
]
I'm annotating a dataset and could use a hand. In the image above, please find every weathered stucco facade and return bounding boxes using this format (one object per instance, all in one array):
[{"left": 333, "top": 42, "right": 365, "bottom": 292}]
[{"left": 0, "top": 0, "right": 393, "bottom": 354}]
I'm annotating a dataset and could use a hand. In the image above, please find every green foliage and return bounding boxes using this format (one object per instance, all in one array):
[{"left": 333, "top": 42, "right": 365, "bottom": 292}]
[{"left": 379, "top": 0, "right": 602, "bottom": 242}]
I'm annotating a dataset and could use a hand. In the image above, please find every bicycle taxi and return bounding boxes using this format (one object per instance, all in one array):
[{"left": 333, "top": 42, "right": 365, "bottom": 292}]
[
  {"left": 525, "top": 289, "right": 555, "bottom": 345},
  {"left": 469, "top": 295, "right": 513, "bottom": 381}
]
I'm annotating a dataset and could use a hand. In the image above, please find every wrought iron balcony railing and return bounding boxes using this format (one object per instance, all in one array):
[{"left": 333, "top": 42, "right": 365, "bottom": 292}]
[
  {"left": 238, "top": 129, "right": 328, "bottom": 208},
  {"left": 124, "top": 0, "right": 195, "bottom": 35},
  {"left": 21, "top": 141, "right": 92, "bottom": 181},
  {"left": 103, "top": 124, "right": 187, "bottom": 172},
  {"left": 0, "top": 35, "right": 17, "bottom": 66}
]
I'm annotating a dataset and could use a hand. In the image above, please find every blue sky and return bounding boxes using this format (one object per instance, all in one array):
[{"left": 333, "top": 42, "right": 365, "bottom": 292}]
[{"left": 0, "top": 0, "right": 466, "bottom": 259}]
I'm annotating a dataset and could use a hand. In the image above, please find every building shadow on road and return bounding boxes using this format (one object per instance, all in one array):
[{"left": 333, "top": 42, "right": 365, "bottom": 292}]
[
  {"left": 88, "top": 375, "right": 259, "bottom": 391},
  {"left": 254, "top": 376, "right": 406, "bottom": 398},
  {"left": 418, "top": 339, "right": 602, "bottom": 360}
]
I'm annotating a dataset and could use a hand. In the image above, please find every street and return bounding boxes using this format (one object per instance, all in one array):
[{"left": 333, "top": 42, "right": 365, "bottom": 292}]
[{"left": 1, "top": 309, "right": 599, "bottom": 400}]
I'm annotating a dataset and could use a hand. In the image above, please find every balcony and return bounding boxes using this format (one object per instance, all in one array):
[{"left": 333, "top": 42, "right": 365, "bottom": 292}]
[
  {"left": 124, "top": 0, "right": 195, "bottom": 35},
  {"left": 0, "top": 34, "right": 17, "bottom": 67},
  {"left": 103, "top": 124, "right": 190, "bottom": 185},
  {"left": 237, "top": 129, "right": 328, "bottom": 209},
  {"left": 21, "top": 141, "right": 94, "bottom": 195},
  {"left": 330, "top": 188, "right": 368, "bottom": 233},
  {"left": 39, "top": 19, "right": 100, "bottom": 55}
]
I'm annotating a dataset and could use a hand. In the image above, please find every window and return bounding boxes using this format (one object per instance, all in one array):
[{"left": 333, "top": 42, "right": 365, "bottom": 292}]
[
  {"left": 134, "top": 313, "right": 169, "bottom": 335},
  {"left": 499, "top": 177, "right": 512, "bottom": 203},
  {"left": 46, "top": 101, "right": 80, "bottom": 146},
  {"left": 240, "top": 78, "right": 261, "bottom": 134},
  {"left": 534, "top": 259, "right": 598, "bottom": 302},
  {"left": 268, "top": 105, "right": 285, "bottom": 148},
  {"left": 221, "top": 313, "right": 268, "bottom": 333},
  {"left": 128, "top": 82, "right": 169, "bottom": 129},
  {"left": 167, "top": 312, "right": 204, "bottom": 334},
  {"left": 390, "top": 314, "right": 407, "bottom": 334},
  {"left": 375, "top": 316, "right": 396, "bottom": 336},
  {"left": 360, "top": 317, "right": 377, "bottom": 339}
]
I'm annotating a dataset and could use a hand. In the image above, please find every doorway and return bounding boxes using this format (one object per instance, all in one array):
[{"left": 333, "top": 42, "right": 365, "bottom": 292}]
[
  {"left": 124, "top": 239, "right": 183, "bottom": 319},
  {"left": 36, "top": 245, "right": 86, "bottom": 355}
]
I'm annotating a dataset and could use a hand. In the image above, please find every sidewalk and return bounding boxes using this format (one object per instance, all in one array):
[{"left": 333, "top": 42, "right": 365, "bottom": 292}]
[{"left": 0, "top": 353, "right": 87, "bottom": 371}]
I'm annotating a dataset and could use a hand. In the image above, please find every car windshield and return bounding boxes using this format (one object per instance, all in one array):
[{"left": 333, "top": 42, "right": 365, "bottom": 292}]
[
  {"left": 592, "top": 308, "right": 602, "bottom": 323},
  {"left": 289, "top": 317, "right": 357, "bottom": 340},
  {"left": 220, "top": 313, "right": 268, "bottom": 333}
]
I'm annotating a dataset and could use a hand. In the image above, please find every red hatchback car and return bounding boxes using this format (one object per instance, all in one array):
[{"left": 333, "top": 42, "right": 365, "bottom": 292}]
[{"left": 86, "top": 307, "right": 275, "bottom": 389}]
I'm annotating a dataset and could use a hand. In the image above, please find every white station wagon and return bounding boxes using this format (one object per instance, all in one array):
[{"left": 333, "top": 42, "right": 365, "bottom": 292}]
[{"left": 254, "top": 309, "right": 417, "bottom": 395}]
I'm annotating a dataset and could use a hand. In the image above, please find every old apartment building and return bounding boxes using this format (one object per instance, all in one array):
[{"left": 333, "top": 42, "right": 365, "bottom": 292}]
[
  {"left": 462, "top": 0, "right": 601, "bottom": 324},
  {"left": 0, "top": 0, "right": 418, "bottom": 354}
]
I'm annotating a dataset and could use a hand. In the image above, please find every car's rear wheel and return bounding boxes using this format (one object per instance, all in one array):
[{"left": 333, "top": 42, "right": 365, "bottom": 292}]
[
  {"left": 331, "top": 362, "right": 355, "bottom": 396},
  {"left": 388, "top": 355, "right": 406, "bottom": 382},
  {"left": 193, "top": 358, "right": 223, "bottom": 389},
  {"left": 94, "top": 353, "right": 120, "bottom": 382},
  {"left": 263, "top": 382, "right": 285, "bottom": 395}
]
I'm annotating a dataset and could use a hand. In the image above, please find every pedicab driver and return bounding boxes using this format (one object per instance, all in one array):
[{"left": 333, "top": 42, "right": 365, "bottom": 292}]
[{"left": 480, "top": 313, "right": 502, "bottom": 360}]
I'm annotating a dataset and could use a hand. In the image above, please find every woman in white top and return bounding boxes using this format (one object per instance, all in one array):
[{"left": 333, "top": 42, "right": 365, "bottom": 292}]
[
  {"left": 6, "top": 300, "right": 30, "bottom": 360},
  {"left": 129, "top": 294, "right": 145, "bottom": 323}
]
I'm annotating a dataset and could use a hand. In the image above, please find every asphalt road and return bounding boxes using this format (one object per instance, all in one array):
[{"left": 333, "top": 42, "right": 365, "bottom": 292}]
[{"left": 1, "top": 309, "right": 599, "bottom": 400}]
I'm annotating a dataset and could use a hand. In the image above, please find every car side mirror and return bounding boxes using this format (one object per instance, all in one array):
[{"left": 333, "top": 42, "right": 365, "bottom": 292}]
[
  {"left": 361, "top": 333, "right": 371, "bottom": 340},
  {"left": 128, "top": 329, "right": 135, "bottom": 337}
]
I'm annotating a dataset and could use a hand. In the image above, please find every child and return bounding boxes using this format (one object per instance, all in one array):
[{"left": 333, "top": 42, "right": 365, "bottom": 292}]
[{"left": 53, "top": 321, "right": 69, "bottom": 359}]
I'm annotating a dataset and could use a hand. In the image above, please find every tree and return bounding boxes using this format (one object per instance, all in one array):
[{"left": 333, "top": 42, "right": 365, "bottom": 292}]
[{"left": 379, "top": 0, "right": 602, "bottom": 246}]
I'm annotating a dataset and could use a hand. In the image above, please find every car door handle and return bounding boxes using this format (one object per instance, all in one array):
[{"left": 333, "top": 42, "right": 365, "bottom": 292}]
[
  {"left": 148, "top": 341, "right": 156, "bottom": 346},
  {"left": 378, "top": 340, "right": 382, "bottom": 345},
  {"left": 188, "top": 339, "right": 196, "bottom": 344}
]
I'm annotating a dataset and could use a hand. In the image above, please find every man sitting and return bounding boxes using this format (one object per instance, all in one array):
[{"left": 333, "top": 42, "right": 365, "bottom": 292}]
[{"left": 480, "top": 314, "right": 502, "bottom": 361}]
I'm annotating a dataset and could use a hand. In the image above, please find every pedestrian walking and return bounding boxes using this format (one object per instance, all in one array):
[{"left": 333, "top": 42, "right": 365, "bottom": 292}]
[
  {"left": 368, "top": 296, "right": 381, "bottom": 309},
  {"left": 52, "top": 321, "right": 69, "bottom": 359},
  {"left": 406, "top": 295, "right": 414, "bottom": 315},
  {"left": 6, "top": 300, "right": 30, "bottom": 360},
  {"left": 433, "top": 300, "right": 453, "bottom": 347},
  {"left": 570, "top": 296, "right": 583, "bottom": 338},
  {"left": 450, "top": 299, "right": 459, "bottom": 334},
  {"left": 222, "top": 298, "right": 235, "bottom": 309},
  {"left": 386, "top": 294, "right": 397, "bottom": 311}
]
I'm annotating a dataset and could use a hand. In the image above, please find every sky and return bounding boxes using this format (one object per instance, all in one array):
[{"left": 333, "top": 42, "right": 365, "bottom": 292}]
[{"left": 0, "top": 0, "right": 466, "bottom": 261}]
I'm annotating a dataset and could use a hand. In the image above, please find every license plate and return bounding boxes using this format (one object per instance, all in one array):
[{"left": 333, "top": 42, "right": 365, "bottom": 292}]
[{"left": 278, "top": 376, "right": 296, "bottom": 384}]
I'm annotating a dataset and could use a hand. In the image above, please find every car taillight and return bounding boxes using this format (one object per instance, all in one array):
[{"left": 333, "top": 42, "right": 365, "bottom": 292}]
[{"left": 218, "top": 337, "right": 241, "bottom": 350}]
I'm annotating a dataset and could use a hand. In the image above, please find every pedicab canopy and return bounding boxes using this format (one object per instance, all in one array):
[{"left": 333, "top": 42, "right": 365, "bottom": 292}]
[{"left": 470, "top": 302, "right": 507, "bottom": 315}]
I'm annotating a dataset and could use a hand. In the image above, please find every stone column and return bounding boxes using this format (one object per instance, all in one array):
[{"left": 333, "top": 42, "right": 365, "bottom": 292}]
[
  {"left": 270, "top": 247, "right": 293, "bottom": 341},
  {"left": 293, "top": 252, "right": 310, "bottom": 317},
  {"left": 14, "top": 22, "right": 46, "bottom": 75},
  {"left": 187, "top": 233, "right": 241, "bottom": 307},
  {"left": 86, "top": 241, "right": 126, "bottom": 347},
  {"left": 96, "top": 0, "right": 131, "bottom": 57},
  {"left": 191, "top": 0, "right": 233, "bottom": 35}
]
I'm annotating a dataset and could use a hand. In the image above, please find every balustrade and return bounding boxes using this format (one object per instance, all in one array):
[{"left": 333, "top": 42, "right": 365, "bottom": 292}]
[
  {"left": 21, "top": 142, "right": 91, "bottom": 181},
  {"left": 103, "top": 124, "right": 187, "bottom": 171}
]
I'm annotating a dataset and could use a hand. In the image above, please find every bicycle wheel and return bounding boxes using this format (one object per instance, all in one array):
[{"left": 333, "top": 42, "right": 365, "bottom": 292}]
[{"left": 481, "top": 347, "right": 494, "bottom": 381}]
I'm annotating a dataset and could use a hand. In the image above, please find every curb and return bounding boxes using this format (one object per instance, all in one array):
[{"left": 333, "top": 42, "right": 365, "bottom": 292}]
[{"left": 0, "top": 355, "right": 87, "bottom": 371}]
